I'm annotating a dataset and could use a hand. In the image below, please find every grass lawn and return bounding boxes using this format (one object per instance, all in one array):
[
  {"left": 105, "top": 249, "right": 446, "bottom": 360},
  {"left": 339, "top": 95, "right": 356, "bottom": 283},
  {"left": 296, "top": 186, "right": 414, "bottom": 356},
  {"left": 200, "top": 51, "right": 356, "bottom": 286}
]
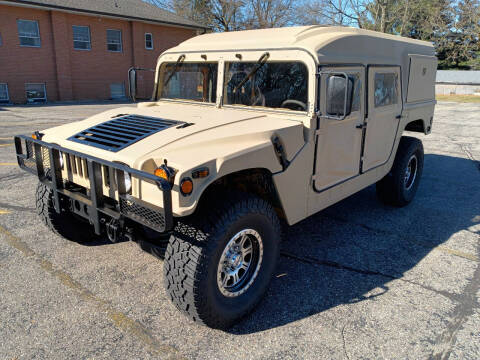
[{"left": 436, "top": 94, "right": 480, "bottom": 103}]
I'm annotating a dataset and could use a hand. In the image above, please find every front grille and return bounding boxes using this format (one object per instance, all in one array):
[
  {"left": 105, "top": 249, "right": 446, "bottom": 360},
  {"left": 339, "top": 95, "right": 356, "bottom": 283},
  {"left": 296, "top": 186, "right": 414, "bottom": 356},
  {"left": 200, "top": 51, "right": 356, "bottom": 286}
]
[
  {"left": 67, "top": 114, "right": 182, "bottom": 152},
  {"left": 119, "top": 197, "right": 165, "bottom": 232},
  {"left": 65, "top": 153, "right": 88, "bottom": 178}
]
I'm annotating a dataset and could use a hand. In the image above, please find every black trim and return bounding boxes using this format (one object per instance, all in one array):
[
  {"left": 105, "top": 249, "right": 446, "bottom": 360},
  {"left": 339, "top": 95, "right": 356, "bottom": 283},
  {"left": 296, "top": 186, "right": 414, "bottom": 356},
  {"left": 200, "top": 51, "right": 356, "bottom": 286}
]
[{"left": 14, "top": 135, "right": 173, "bottom": 234}]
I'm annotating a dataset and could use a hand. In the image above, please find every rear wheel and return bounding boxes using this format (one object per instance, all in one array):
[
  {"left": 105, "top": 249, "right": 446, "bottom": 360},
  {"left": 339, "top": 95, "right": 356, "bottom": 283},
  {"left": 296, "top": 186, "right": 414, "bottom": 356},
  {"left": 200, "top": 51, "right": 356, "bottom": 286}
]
[
  {"left": 376, "top": 136, "right": 424, "bottom": 207},
  {"left": 36, "top": 182, "right": 97, "bottom": 243},
  {"left": 163, "top": 193, "right": 281, "bottom": 329}
]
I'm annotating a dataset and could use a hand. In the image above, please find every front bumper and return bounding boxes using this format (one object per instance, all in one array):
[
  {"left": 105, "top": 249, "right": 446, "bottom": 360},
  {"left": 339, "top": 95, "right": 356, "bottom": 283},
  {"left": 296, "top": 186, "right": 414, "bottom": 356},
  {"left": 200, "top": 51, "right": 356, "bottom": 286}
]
[{"left": 14, "top": 135, "right": 173, "bottom": 235}]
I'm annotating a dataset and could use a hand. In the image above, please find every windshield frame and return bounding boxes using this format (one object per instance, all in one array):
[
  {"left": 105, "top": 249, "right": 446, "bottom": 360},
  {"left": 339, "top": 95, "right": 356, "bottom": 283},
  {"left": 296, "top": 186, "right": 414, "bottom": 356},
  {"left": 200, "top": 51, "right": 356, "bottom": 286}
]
[{"left": 154, "top": 49, "right": 317, "bottom": 116}]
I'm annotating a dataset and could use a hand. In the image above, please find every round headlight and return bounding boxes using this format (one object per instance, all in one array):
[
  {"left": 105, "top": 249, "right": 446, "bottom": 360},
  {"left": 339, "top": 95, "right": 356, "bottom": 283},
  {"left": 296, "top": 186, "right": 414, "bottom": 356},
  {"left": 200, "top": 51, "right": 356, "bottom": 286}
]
[{"left": 123, "top": 171, "right": 132, "bottom": 193}]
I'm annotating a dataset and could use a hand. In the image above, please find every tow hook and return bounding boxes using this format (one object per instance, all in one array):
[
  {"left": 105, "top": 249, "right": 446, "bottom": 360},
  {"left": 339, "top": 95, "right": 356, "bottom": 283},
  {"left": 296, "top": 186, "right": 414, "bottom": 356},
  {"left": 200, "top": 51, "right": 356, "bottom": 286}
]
[{"left": 105, "top": 218, "right": 134, "bottom": 243}]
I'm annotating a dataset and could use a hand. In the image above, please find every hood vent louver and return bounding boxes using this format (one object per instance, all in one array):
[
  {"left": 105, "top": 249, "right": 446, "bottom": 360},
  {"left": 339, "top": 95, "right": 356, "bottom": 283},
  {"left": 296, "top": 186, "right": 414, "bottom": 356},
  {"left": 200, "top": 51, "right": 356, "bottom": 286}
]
[{"left": 68, "top": 114, "right": 183, "bottom": 152}]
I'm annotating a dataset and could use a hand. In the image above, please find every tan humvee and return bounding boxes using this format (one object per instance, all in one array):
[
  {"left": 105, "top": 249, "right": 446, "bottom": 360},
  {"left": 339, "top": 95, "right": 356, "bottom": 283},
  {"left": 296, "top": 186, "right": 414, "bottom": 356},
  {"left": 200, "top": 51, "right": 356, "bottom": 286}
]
[{"left": 14, "top": 26, "right": 437, "bottom": 329}]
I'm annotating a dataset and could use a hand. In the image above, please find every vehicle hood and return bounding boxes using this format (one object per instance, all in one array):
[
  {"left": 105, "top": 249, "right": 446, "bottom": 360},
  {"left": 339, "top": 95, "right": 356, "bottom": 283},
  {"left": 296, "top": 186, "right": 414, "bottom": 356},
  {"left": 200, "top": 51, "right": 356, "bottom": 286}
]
[{"left": 41, "top": 102, "right": 306, "bottom": 168}]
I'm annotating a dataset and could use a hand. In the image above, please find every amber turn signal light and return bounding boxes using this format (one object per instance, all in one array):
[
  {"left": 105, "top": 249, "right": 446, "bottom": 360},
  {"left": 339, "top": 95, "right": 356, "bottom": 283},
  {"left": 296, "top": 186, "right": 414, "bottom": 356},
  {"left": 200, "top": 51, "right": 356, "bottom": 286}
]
[
  {"left": 180, "top": 178, "right": 193, "bottom": 196},
  {"left": 154, "top": 167, "right": 168, "bottom": 180},
  {"left": 192, "top": 167, "right": 209, "bottom": 179},
  {"left": 31, "top": 131, "right": 43, "bottom": 140}
]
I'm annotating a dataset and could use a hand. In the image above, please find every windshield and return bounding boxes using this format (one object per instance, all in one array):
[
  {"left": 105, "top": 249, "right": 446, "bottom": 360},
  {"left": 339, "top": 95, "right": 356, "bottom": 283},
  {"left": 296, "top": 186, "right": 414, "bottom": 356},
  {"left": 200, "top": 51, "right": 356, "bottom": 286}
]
[
  {"left": 158, "top": 62, "right": 218, "bottom": 103},
  {"left": 224, "top": 61, "right": 308, "bottom": 111}
]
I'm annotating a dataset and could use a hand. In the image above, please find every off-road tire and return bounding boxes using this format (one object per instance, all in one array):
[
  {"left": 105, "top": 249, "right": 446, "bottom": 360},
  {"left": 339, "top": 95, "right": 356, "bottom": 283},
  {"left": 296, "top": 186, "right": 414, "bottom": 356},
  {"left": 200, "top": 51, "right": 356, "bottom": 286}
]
[
  {"left": 376, "top": 136, "right": 424, "bottom": 207},
  {"left": 163, "top": 193, "right": 281, "bottom": 329},
  {"left": 36, "top": 182, "right": 97, "bottom": 243}
]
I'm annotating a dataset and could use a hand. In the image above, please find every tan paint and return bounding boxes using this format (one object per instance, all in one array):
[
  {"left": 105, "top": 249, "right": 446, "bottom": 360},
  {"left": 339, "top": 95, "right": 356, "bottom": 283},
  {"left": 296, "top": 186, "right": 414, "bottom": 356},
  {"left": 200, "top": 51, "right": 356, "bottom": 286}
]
[{"left": 35, "top": 25, "right": 435, "bottom": 224}]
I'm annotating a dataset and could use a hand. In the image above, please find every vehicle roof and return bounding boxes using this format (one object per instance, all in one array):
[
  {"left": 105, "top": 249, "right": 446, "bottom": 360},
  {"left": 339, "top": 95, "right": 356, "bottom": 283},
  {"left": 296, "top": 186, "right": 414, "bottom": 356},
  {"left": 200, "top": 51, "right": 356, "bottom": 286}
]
[{"left": 167, "top": 25, "right": 435, "bottom": 63}]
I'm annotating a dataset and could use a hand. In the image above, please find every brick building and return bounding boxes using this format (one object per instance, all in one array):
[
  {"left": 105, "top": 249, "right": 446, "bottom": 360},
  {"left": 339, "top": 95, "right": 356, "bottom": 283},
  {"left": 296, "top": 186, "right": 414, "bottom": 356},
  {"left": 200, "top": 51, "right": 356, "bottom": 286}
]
[{"left": 0, "top": 0, "right": 206, "bottom": 104}]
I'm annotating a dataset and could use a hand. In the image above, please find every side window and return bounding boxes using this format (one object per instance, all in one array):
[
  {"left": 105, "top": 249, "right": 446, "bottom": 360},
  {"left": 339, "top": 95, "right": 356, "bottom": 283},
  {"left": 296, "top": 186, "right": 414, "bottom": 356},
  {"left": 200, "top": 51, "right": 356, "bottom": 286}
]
[
  {"left": 110, "top": 83, "right": 126, "bottom": 99},
  {"left": 107, "top": 29, "right": 122, "bottom": 52},
  {"left": 0, "top": 84, "right": 9, "bottom": 103},
  {"left": 350, "top": 73, "right": 361, "bottom": 112},
  {"left": 73, "top": 25, "right": 91, "bottom": 50},
  {"left": 145, "top": 33, "right": 153, "bottom": 50},
  {"left": 324, "top": 72, "right": 361, "bottom": 117},
  {"left": 374, "top": 73, "right": 398, "bottom": 107},
  {"left": 17, "top": 19, "right": 41, "bottom": 47},
  {"left": 25, "top": 83, "right": 47, "bottom": 103}
]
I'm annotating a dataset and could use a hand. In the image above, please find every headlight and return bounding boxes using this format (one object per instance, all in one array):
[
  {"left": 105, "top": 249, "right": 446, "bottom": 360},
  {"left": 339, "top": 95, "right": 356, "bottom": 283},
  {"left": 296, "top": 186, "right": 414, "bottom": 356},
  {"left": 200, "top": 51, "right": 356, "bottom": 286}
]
[
  {"left": 59, "top": 151, "right": 64, "bottom": 170},
  {"left": 123, "top": 171, "right": 132, "bottom": 193}
]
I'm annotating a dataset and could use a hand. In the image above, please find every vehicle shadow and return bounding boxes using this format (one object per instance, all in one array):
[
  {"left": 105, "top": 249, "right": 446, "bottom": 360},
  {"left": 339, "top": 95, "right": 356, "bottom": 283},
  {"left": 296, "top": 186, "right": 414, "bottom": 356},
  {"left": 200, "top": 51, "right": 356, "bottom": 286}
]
[{"left": 228, "top": 153, "right": 479, "bottom": 334}]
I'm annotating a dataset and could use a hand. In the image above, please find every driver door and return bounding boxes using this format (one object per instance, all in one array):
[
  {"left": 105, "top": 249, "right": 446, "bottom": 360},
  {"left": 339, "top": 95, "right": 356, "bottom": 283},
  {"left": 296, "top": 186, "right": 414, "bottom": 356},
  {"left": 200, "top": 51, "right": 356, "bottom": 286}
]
[{"left": 313, "top": 66, "right": 365, "bottom": 192}]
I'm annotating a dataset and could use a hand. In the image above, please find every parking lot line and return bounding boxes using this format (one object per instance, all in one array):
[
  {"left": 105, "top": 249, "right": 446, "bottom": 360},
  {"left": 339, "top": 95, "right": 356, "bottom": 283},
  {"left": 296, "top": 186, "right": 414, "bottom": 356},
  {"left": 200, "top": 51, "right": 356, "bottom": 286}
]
[
  {"left": 437, "top": 246, "right": 479, "bottom": 262},
  {"left": 0, "top": 163, "right": 17, "bottom": 166},
  {"left": 0, "top": 224, "right": 184, "bottom": 359},
  {"left": 0, "top": 143, "right": 13, "bottom": 147},
  {"left": 0, "top": 210, "right": 11, "bottom": 215}
]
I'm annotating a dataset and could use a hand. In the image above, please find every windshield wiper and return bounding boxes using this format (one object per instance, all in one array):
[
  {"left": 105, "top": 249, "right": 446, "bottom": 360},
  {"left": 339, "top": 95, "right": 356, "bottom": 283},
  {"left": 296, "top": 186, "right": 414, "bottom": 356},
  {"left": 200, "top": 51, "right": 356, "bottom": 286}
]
[
  {"left": 164, "top": 54, "right": 186, "bottom": 87},
  {"left": 233, "top": 52, "right": 270, "bottom": 94}
]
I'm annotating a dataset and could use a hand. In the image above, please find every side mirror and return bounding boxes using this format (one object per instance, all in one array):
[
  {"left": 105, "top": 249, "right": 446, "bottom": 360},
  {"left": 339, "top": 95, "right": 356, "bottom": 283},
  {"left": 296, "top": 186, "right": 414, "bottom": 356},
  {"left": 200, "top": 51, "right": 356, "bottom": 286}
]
[
  {"left": 326, "top": 74, "right": 354, "bottom": 119},
  {"left": 128, "top": 67, "right": 137, "bottom": 102}
]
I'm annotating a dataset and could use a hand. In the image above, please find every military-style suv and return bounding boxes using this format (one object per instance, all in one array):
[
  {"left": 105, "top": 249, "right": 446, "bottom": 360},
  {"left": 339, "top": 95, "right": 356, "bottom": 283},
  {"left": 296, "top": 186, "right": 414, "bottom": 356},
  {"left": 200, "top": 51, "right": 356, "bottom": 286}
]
[{"left": 14, "top": 26, "right": 437, "bottom": 329}]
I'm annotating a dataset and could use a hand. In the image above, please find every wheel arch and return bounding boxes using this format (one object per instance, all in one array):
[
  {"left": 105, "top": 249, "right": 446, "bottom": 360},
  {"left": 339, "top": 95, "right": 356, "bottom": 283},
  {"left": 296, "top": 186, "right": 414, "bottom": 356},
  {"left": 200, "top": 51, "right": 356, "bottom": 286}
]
[
  {"left": 404, "top": 119, "right": 427, "bottom": 133},
  {"left": 194, "top": 167, "right": 287, "bottom": 221}
]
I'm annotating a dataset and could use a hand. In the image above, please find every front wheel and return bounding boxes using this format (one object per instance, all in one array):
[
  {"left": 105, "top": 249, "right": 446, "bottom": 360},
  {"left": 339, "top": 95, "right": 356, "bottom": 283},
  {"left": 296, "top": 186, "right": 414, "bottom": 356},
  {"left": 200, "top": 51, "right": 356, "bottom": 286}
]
[
  {"left": 36, "top": 182, "right": 98, "bottom": 242},
  {"left": 376, "top": 136, "right": 424, "bottom": 207},
  {"left": 163, "top": 193, "right": 281, "bottom": 329}
]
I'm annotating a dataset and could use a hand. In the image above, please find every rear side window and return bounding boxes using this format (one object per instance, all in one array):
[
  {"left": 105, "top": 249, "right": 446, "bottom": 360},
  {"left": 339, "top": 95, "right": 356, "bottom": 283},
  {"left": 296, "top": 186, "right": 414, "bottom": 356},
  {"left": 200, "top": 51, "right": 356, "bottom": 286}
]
[{"left": 374, "top": 73, "right": 398, "bottom": 107}]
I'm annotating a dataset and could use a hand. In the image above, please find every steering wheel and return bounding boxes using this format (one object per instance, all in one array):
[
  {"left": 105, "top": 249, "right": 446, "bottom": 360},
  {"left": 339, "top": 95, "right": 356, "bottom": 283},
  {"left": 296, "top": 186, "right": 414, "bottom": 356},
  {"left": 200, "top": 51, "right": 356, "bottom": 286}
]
[{"left": 280, "top": 99, "right": 307, "bottom": 111}]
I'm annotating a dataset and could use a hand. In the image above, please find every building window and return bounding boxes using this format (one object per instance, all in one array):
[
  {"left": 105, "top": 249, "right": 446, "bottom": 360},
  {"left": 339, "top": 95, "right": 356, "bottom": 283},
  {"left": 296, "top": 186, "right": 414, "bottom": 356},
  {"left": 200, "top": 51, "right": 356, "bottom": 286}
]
[
  {"left": 107, "top": 29, "right": 122, "bottom": 52},
  {"left": 110, "top": 83, "right": 125, "bottom": 99},
  {"left": 374, "top": 73, "right": 398, "bottom": 107},
  {"left": 0, "top": 84, "right": 9, "bottom": 103},
  {"left": 0, "top": 32, "right": 3, "bottom": 46},
  {"left": 73, "top": 25, "right": 91, "bottom": 50},
  {"left": 17, "top": 19, "right": 41, "bottom": 47},
  {"left": 25, "top": 83, "right": 47, "bottom": 103},
  {"left": 145, "top": 33, "right": 153, "bottom": 50}
]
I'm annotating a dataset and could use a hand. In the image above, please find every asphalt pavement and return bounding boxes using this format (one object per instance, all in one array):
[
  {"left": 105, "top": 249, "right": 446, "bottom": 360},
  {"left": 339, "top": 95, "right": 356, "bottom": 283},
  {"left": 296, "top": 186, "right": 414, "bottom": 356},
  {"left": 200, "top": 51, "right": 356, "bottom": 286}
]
[{"left": 0, "top": 101, "right": 479, "bottom": 359}]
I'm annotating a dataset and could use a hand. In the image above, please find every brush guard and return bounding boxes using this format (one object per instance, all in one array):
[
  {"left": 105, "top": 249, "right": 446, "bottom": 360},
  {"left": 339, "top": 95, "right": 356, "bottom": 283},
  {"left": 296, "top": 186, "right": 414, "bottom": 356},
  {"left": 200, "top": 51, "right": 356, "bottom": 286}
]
[{"left": 14, "top": 135, "right": 173, "bottom": 235}]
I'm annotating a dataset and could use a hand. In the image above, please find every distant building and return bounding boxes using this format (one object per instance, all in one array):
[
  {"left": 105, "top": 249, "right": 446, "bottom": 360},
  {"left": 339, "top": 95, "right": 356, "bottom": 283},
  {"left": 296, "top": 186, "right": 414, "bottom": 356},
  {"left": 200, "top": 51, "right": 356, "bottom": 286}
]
[
  {"left": 436, "top": 70, "right": 480, "bottom": 96},
  {"left": 0, "top": 0, "right": 207, "bottom": 104}
]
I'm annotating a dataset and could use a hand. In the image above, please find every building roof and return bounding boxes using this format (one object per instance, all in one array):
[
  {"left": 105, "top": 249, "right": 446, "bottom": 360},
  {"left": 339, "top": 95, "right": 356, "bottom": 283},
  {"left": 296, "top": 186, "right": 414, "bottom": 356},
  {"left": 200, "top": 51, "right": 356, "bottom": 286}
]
[
  {"left": 436, "top": 70, "right": 480, "bottom": 85},
  {"left": 1, "top": 0, "right": 207, "bottom": 30}
]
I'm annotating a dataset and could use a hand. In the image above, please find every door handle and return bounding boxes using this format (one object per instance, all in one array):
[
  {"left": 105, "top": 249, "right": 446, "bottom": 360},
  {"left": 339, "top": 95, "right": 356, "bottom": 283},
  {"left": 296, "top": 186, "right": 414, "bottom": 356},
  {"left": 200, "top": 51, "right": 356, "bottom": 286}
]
[
  {"left": 356, "top": 124, "right": 365, "bottom": 129},
  {"left": 395, "top": 115, "right": 402, "bottom": 119}
]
